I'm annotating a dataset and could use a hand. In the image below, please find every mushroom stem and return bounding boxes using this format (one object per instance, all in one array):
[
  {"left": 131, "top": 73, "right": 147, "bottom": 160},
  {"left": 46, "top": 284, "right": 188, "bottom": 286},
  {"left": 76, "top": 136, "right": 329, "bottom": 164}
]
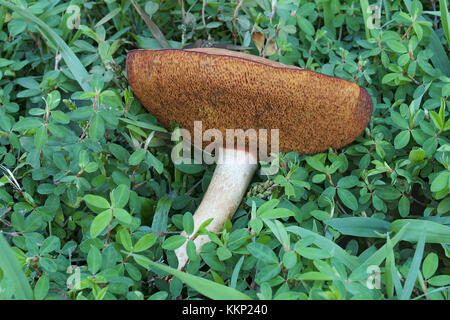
[{"left": 175, "top": 147, "right": 258, "bottom": 270}]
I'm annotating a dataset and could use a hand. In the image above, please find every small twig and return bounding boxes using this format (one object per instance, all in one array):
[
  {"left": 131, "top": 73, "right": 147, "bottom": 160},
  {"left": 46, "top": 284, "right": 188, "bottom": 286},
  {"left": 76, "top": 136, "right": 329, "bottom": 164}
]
[
  {"left": 130, "top": 0, "right": 170, "bottom": 49},
  {"left": 401, "top": 19, "right": 415, "bottom": 41},
  {"left": 105, "top": 216, "right": 114, "bottom": 246},
  {"left": 185, "top": 179, "right": 203, "bottom": 196}
]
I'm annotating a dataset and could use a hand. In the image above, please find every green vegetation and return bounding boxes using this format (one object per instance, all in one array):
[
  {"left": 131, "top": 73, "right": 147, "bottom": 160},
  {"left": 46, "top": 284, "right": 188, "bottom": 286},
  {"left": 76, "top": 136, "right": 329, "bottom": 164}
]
[{"left": 0, "top": 0, "right": 449, "bottom": 300}]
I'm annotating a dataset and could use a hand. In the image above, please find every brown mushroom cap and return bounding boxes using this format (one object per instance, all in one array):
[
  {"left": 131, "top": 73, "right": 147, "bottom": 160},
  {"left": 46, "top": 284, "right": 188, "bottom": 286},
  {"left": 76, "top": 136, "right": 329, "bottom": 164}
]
[{"left": 126, "top": 48, "right": 372, "bottom": 154}]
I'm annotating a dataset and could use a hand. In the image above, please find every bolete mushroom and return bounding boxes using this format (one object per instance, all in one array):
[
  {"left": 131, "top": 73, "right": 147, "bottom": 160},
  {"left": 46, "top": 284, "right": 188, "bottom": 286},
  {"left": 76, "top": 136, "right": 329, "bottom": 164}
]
[{"left": 126, "top": 48, "right": 373, "bottom": 269}]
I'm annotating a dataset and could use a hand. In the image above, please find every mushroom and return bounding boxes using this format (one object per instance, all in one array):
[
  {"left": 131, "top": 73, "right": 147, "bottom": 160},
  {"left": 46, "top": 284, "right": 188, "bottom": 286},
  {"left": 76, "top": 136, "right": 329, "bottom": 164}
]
[{"left": 126, "top": 48, "right": 373, "bottom": 269}]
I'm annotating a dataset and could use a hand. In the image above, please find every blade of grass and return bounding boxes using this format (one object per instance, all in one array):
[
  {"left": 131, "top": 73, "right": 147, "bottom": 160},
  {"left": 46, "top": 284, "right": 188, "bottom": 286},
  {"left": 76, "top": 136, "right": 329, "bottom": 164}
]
[
  {"left": 230, "top": 255, "right": 245, "bottom": 289},
  {"left": 383, "top": 0, "right": 391, "bottom": 22},
  {"left": 384, "top": 235, "right": 395, "bottom": 298},
  {"left": 131, "top": 253, "right": 252, "bottom": 300},
  {"left": 400, "top": 231, "right": 426, "bottom": 300},
  {"left": 94, "top": 7, "right": 121, "bottom": 29},
  {"left": 323, "top": 0, "right": 335, "bottom": 38},
  {"left": 151, "top": 196, "right": 173, "bottom": 234},
  {"left": 129, "top": 0, "right": 170, "bottom": 49},
  {"left": 390, "top": 219, "right": 450, "bottom": 243},
  {"left": 0, "top": 233, "right": 33, "bottom": 300},
  {"left": 349, "top": 223, "right": 408, "bottom": 281},
  {"left": 385, "top": 234, "right": 404, "bottom": 298},
  {"left": 0, "top": 0, "right": 91, "bottom": 91},
  {"left": 360, "top": 0, "right": 371, "bottom": 39},
  {"left": 324, "top": 217, "right": 391, "bottom": 238},
  {"left": 286, "top": 225, "right": 359, "bottom": 270},
  {"left": 439, "top": 0, "right": 450, "bottom": 46}
]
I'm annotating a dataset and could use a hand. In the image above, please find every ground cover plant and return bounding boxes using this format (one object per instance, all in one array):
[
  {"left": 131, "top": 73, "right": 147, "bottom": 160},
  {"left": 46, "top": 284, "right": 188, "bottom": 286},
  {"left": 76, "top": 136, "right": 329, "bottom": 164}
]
[{"left": 0, "top": 0, "right": 449, "bottom": 300}]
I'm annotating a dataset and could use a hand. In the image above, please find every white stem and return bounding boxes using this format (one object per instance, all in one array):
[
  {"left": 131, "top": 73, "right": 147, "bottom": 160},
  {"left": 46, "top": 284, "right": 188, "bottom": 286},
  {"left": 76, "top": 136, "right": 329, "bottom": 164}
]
[{"left": 175, "top": 147, "right": 258, "bottom": 269}]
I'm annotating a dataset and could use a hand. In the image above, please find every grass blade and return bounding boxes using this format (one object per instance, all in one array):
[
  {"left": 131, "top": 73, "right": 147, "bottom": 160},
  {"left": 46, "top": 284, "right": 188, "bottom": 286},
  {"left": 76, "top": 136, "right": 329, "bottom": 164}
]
[
  {"left": 349, "top": 223, "right": 408, "bottom": 281},
  {"left": 151, "top": 196, "right": 173, "bottom": 234},
  {"left": 230, "top": 255, "right": 245, "bottom": 289},
  {"left": 94, "top": 7, "right": 121, "bottom": 29},
  {"left": 390, "top": 219, "right": 450, "bottom": 243},
  {"left": 132, "top": 253, "right": 252, "bottom": 300},
  {"left": 323, "top": 0, "right": 335, "bottom": 38},
  {"left": 360, "top": 0, "right": 371, "bottom": 39},
  {"left": 0, "top": 0, "right": 91, "bottom": 92},
  {"left": 439, "top": 0, "right": 450, "bottom": 46},
  {"left": 286, "top": 225, "right": 359, "bottom": 270},
  {"left": 325, "top": 217, "right": 391, "bottom": 238},
  {"left": 0, "top": 234, "right": 33, "bottom": 300},
  {"left": 400, "top": 231, "right": 426, "bottom": 300},
  {"left": 129, "top": 0, "right": 170, "bottom": 49}
]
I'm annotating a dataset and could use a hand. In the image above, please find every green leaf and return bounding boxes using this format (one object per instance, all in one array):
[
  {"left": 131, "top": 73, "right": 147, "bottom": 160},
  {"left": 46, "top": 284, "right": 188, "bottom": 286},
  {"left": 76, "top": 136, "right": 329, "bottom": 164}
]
[
  {"left": 51, "top": 110, "right": 70, "bottom": 124},
  {"left": 90, "top": 113, "right": 105, "bottom": 140},
  {"left": 337, "top": 188, "right": 358, "bottom": 210},
  {"left": 305, "top": 156, "right": 326, "bottom": 172},
  {"left": 84, "top": 195, "right": 110, "bottom": 209},
  {"left": 217, "top": 247, "right": 232, "bottom": 261},
  {"left": 336, "top": 175, "right": 359, "bottom": 188},
  {"left": 182, "top": 212, "right": 194, "bottom": 235},
  {"left": 297, "top": 16, "right": 315, "bottom": 35},
  {"left": 246, "top": 242, "right": 279, "bottom": 264},
  {"left": 34, "top": 126, "right": 48, "bottom": 150},
  {"left": 40, "top": 236, "right": 60, "bottom": 255},
  {"left": 39, "top": 258, "right": 57, "bottom": 273},
  {"left": 295, "top": 246, "right": 333, "bottom": 260},
  {"left": 310, "top": 210, "right": 330, "bottom": 221},
  {"left": 257, "top": 199, "right": 280, "bottom": 215},
  {"left": 282, "top": 251, "right": 297, "bottom": 269},
  {"left": 114, "top": 208, "right": 132, "bottom": 225},
  {"left": 428, "top": 275, "right": 450, "bottom": 286},
  {"left": 398, "top": 196, "right": 410, "bottom": 217},
  {"left": 394, "top": 130, "right": 411, "bottom": 149},
  {"left": 387, "top": 40, "right": 407, "bottom": 53},
  {"left": 422, "top": 252, "right": 438, "bottom": 279},
  {"left": 13, "top": 118, "right": 43, "bottom": 131},
  {"left": 258, "top": 208, "right": 294, "bottom": 219},
  {"left": 162, "top": 235, "right": 186, "bottom": 250},
  {"left": 118, "top": 229, "right": 133, "bottom": 251},
  {"left": 90, "top": 209, "right": 113, "bottom": 238},
  {"left": 429, "top": 111, "right": 443, "bottom": 130},
  {"left": 129, "top": 149, "right": 146, "bottom": 165},
  {"left": 110, "top": 184, "right": 130, "bottom": 209},
  {"left": 391, "top": 111, "right": 410, "bottom": 130},
  {"left": 87, "top": 245, "right": 102, "bottom": 274},
  {"left": 133, "top": 234, "right": 157, "bottom": 252},
  {"left": 293, "top": 271, "right": 334, "bottom": 281},
  {"left": 34, "top": 275, "right": 49, "bottom": 300}
]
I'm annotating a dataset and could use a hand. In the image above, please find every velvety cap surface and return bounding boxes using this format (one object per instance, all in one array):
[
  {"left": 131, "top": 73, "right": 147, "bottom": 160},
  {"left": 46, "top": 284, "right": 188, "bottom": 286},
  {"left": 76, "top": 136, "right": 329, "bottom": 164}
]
[{"left": 126, "top": 48, "right": 372, "bottom": 153}]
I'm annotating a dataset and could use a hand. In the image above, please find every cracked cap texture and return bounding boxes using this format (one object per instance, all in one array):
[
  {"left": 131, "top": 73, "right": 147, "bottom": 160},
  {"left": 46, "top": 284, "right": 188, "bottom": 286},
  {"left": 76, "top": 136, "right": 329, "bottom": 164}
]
[{"left": 126, "top": 48, "right": 373, "bottom": 154}]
